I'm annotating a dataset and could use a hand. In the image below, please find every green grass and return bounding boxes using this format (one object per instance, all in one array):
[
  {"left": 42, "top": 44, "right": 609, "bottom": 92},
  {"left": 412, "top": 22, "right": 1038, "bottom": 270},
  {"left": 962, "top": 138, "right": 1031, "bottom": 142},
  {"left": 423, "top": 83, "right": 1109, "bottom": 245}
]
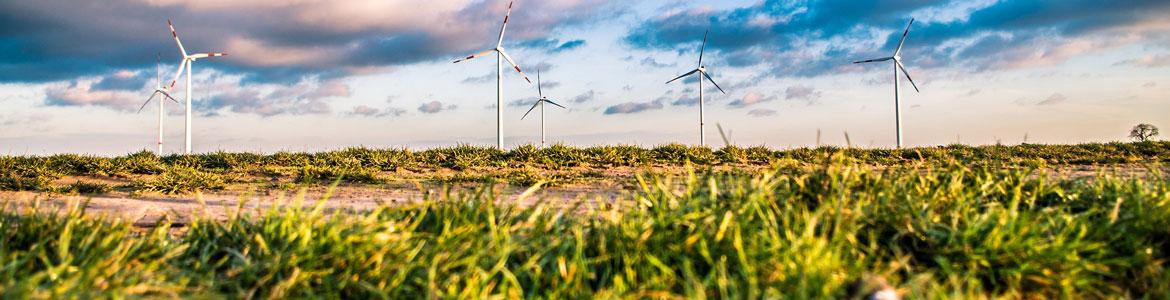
[
  {"left": 1, "top": 142, "right": 1168, "bottom": 194},
  {"left": 2, "top": 157, "right": 1167, "bottom": 298}
]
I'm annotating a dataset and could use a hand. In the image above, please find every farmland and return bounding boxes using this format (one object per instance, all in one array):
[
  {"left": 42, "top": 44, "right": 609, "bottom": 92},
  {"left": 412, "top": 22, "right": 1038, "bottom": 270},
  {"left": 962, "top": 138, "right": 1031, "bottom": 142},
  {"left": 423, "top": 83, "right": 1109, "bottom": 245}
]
[{"left": 2, "top": 142, "right": 1169, "bottom": 298}]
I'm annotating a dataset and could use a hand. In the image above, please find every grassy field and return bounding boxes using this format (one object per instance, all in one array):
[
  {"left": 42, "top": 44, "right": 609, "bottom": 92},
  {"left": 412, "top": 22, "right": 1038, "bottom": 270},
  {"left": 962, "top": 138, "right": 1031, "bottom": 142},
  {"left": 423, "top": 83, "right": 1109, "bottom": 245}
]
[
  {"left": 2, "top": 141, "right": 1168, "bottom": 194},
  {"left": 1, "top": 142, "right": 1168, "bottom": 298},
  {"left": 2, "top": 156, "right": 1168, "bottom": 298}
]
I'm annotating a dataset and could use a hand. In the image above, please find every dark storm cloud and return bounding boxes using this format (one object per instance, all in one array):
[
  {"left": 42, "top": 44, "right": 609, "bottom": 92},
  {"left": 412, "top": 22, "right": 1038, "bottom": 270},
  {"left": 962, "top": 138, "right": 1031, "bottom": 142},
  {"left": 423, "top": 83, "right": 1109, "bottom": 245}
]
[
  {"left": 0, "top": 0, "right": 623, "bottom": 84},
  {"left": 624, "top": 0, "right": 1170, "bottom": 77}
]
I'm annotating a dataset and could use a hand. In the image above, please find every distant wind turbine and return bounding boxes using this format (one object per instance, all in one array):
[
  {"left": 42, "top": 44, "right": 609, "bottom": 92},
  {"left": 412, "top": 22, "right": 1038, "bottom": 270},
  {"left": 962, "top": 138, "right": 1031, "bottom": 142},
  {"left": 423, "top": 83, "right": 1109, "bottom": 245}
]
[
  {"left": 521, "top": 69, "right": 566, "bottom": 147},
  {"left": 666, "top": 30, "right": 726, "bottom": 147},
  {"left": 137, "top": 53, "right": 180, "bottom": 154},
  {"left": 167, "top": 19, "right": 227, "bottom": 154},
  {"left": 853, "top": 18, "right": 920, "bottom": 149},
  {"left": 453, "top": 1, "right": 532, "bottom": 149}
]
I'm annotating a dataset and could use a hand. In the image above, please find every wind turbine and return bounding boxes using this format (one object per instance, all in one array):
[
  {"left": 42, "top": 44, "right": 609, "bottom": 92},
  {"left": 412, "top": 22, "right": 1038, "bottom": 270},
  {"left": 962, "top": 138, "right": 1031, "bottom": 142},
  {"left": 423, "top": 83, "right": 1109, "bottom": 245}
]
[
  {"left": 665, "top": 30, "right": 726, "bottom": 147},
  {"left": 521, "top": 69, "right": 566, "bottom": 147},
  {"left": 853, "top": 18, "right": 920, "bottom": 149},
  {"left": 137, "top": 53, "right": 180, "bottom": 154},
  {"left": 167, "top": 19, "right": 227, "bottom": 154},
  {"left": 453, "top": 1, "right": 532, "bottom": 149}
]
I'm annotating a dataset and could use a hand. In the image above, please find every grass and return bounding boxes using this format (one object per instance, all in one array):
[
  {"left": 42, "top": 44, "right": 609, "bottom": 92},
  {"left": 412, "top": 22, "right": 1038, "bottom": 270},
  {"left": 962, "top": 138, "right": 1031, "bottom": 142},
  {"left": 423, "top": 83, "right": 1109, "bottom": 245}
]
[
  {"left": 1, "top": 141, "right": 1168, "bottom": 194},
  {"left": 2, "top": 156, "right": 1168, "bottom": 298}
]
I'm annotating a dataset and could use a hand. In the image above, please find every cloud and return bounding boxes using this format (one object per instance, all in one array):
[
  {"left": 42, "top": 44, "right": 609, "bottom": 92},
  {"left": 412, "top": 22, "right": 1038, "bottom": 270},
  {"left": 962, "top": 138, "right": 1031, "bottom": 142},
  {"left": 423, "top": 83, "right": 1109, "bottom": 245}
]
[
  {"left": 196, "top": 77, "right": 350, "bottom": 117},
  {"left": 540, "top": 81, "right": 562, "bottom": 89},
  {"left": 1115, "top": 54, "right": 1170, "bottom": 68},
  {"left": 1037, "top": 93, "right": 1067, "bottom": 106},
  {"left": 418, "top": 100, "right": 457, "bottom": 114},
  {"left": 727, "top": 91, "right": 777, "bottom": 108},
  {"left": 462, "top": 72, "right": 496, "bottom": 84},
  {"left": 784, "top": 85, "right": 822, "bottom": 102},
  {"left": 553, "top": 39, "right": 586, "bottom": 52},
  {"left": 463, "top": 64, "right": 548, "bottom": 84},
  {"left": 516, "top": 38, "right": 585, "bottom": 53},
  {"left": 0, "top": 0, "right": 627, "bottom": 84},
  {"left": 623, "top": 0, "right": 1170, "bottom": 77},
  {"left": 671, "top": 95, "right": 699, "bottom": 107},
  {"left": 44, "top": 79, "right": 139, "bottom": 111},
  {"left": 571, "top": 90, "right": 596, "bottom": 103},
  {"left": 348, "top": 105, "right": 405, "bottom": 117},
  {"left": 0, "top": 113, "right": 52, "bottom": 127},
  {"left": 92, "top": 70, "right": 153, "bottom": 91},
  {"left": 508, "top": 97, "right": 539, "bottom": 107},
  {"left": 349, "top": 105, "right": 381, "bottom": 117},
  {"left": 640, "top": 57, "right": 675, "bottom": 68},
  {"left": 747, "top": 108, "right": 777, "bottom": 117},
  {"left": 40, "top": 66, "right": 355, "bottom": 117},
  {"left": 1143, "top": 81, "right": 1157, "bottom": 88},
  {"left": 604, "top": 99, "right": 663, "bottom": 115}
]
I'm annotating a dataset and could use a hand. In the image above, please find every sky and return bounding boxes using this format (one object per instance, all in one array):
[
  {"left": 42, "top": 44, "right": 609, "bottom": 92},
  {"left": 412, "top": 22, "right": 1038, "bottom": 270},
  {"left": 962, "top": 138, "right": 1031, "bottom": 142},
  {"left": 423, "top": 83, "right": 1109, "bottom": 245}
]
[{"left": 1, "top": 0, "right": 1168, "bottom": 155}]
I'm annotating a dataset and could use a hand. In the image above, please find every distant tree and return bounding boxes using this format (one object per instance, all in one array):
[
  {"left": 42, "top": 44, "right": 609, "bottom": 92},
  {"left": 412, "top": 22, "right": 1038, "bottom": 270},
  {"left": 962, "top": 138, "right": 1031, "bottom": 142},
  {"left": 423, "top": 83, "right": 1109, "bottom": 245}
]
[{"left": 1129, "top": 124, "right": 1159, "bottom": 142}]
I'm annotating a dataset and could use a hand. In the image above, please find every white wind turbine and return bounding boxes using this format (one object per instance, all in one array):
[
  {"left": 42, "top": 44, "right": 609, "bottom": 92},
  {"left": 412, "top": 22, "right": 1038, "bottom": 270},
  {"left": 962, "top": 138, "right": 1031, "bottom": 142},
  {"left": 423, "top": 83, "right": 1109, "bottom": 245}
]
[
  {"left": 853, "top": 18, "right": 920, "bottom": 149},
  {"left": 665, "top": 30, "right": 726, "bottom": 147},
  {"left": 521, "top": 69, "right": 566, "bottom": 147},
  {"left": 167, "top": 19, "right": 227, "bottom": 154},
  {"left": 453, "top": 1, "right": 532, "bottom": 149},
  {"left": 137, "top": 53, "right": 180, "bottom": 154}
]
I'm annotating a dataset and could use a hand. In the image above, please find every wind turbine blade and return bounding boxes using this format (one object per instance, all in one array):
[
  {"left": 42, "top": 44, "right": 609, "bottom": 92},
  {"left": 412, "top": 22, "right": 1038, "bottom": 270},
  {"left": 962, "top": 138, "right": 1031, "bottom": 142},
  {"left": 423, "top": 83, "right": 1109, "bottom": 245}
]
[
  {"left": 895, "top": 18, "right": 915, "bottom": 56},
  {"left": 702, "top": 71, "right": 727, "bottom": 94},
  {"left": 496, "top": 1, "right": 514, "bottom": 47},
  {"left": 160, "top": 90, "right": 180, "bottom": 104},
  {"left": 453, "top": 49, "right": 495, "bottom": 64},
  {"left": 137, "top": 93, "right": 158, "bottom": 114},
  {"left": 853, "top": 57, "right": 894, "bottom": 64},
  {"left": 155, "top": 53, "right": 162, "bottom": 88},
  {"left": 537, "top": 68, "right": 542, "bottom": 98},
  {"left": 167, "top": 59, "right": 188, "bottom": 89},
  {"left": 897, "top": 60, "right": 920, "bottom": 93},
  {"left": 521, "top": 100, "right": 540, "bottom": 120},
  {"left": 698, "top": 30, "right": 709, "bottom": 68},
  {"left": 665, "top": 69, "right": 699, "bottom": 84},
  {"left": 717, "top": 123, "right": 731, "bottom": 148},
  {"left": 498, "top": 49, "right": 532, "bottom": 84},
  {"left": 543, "top": 99, "right": 566, "bottom": 109},
  {"left": 189, "top": 52, "right": 227, "bottom": 59},
  {"left": 167, "top": 19, "right": 188, "bottom": 57}
]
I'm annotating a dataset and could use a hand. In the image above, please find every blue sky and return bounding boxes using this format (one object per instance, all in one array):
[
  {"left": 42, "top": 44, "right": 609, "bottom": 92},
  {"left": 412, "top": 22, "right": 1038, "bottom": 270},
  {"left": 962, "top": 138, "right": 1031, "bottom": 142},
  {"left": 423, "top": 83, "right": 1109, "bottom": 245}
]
[{"left": 1, "top": 0, "right": 1168, "bottom": 155}]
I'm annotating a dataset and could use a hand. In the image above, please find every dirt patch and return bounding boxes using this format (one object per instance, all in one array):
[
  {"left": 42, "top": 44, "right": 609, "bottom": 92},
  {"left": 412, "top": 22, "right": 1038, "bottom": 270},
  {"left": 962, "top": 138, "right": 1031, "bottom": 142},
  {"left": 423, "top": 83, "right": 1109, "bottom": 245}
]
[
  {"left": 3, "top": 163, "right": 1162, "bottom": 228},
  {"left": 0, "top": 182, "right": 632, "bottom": 228}
]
